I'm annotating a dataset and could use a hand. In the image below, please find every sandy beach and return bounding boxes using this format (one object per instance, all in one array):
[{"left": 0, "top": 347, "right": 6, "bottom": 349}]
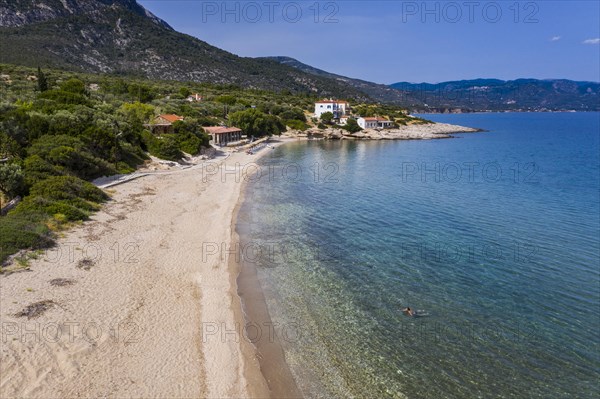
[
  {"left": 0, "top": 142, "right": 294, "bottom": 398},
  {"left": 0, "top": 122, "right": 479, "bottom": 398}
]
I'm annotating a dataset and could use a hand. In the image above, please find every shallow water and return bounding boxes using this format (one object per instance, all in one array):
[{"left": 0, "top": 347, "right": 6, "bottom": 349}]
[{"left": 239, "top": 113, "right": 600, "bottom": 398}]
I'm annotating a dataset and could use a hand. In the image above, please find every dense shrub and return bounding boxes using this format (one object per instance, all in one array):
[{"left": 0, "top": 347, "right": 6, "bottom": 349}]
[
  {"left": 13, "top": 196, "right": 88, "bottom": 221},
  {"left": 23, "top": 155, "right": 64, "bottom": 187},
  {"left": 154, "top": 136, "right": 183, "bottom": 161},
  {"left": 278, "top": 108, "right": 306, "bottom": 122},
  {"left": 29, "top": 176, "right": 108, "bottom": 203},
  {"left": 342, "top": 118, "right": 362, "bottom": 133},
  {"left": 28, "top": 135, "right": 115, "bottom": 180},
  {"left": 285, "top": 119, "right": 308, "bottom": 131},
  {"left": 141, "top": 132, "right": 183, "bottom": 161},
  {"left": 228, "top": 109, "right": 285, "bottom": 137},
  {"left": 38, "top": 90, "right": 90, "bottom": 106},
  {"left": 0, "top": 213, "right": 52, "bottom": 264}
]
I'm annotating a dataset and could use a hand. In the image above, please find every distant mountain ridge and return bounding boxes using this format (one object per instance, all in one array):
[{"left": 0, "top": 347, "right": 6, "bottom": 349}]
[
  {"left": 266, "top": 57, "right": 600, "bottom": 111},
  {"left": 391, "top": 79, "right": 600, "bottom": 112},
  {"left": 261, "top": 56, "right": 424, "bottom": 106},
  {"left": 0, "top": 0, "right": 369, "bottom": 100}
]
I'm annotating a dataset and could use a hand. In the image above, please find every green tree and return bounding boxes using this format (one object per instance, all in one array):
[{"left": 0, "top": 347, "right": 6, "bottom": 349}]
[
  {"left": 0, "top": 132, "right": 23, "bottom": 160},
  {"left": 179, "top": 87, "right": 192, "bottom": 98},
  {"left": 119, "top": 102, "right": 155, "bottom": 126},
  {"left": 320, "top": 111, "right": 334, "bottom": 124},
  {"left": 215, "top": 95, "right": 237, "bottom": 106},
  {"left": 37, "top": 67, "right": 48, "bottom": 92},
  {"left": 228, "top": 109, "right": 284, "bottom": 137},
  {"left": 60, "top": 78, "right": 87, "bottom": 95},
  {"left": 0, "top": 163, "right": 25, "bottom": 202},
  {"left": 128, "top": 84, "right": 155, "bottom": 103},
  {"left": 343, "top": 118, "right": 362, "bottom": 133}
]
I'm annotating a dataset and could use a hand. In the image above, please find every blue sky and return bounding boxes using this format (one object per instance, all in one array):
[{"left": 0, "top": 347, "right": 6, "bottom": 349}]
[{"left": 138, "top": 1, "right": 600, "bottom": 84}]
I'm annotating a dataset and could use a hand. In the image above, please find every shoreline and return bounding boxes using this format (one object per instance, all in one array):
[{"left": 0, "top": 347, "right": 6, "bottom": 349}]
[
  {"left": 285, "top": 122, "right": 483, "bottom": 141},
  {"left": 0, "top": 121, "right": 477, "bottom": 398},
  {"left": 0, "top": 146, "right": 283, "bottom": 398},
  {"left": 232, "top": 139, "right": 304, "bottom": 398}
]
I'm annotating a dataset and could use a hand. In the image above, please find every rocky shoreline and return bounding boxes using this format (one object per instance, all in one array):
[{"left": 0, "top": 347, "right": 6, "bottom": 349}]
[{"left": 285, "top": 122, "right": 483, "bottom": 140}]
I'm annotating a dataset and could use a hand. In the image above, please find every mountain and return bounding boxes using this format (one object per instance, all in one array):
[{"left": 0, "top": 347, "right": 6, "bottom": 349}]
[
  {"left": 261, "top": 56, "right": 425, "bottom": 107},
  {"left": 390, "top": 79, "right": 600, "bottom": 112},
  {"left": 0, "top": 0, "right": 369, "bottom": 100},
  {"left": 0, "top": 0, "right": 172, "bottom": 29},
  {"left": 266, "top": 57, "right": 600, "bottom": 112}
]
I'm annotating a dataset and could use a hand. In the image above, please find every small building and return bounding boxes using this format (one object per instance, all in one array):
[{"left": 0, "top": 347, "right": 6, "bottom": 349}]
[
  {"left": 187, "top": 93, "right": 203, "bottom": 102},
  {"left": 340, "top": 115, "right": 355, "bottom": 126},
  {"left": 204, "top": 126, "right": 243, "bottom": 146},
  {"left": 314, "top": 99, "right": 350, "bottom": 119},
  {"left": 146, "top": 114, "right": 185, "bottom": 135},
  {"left": 357, "top": 117, "right": 394, "bottom": 129}
]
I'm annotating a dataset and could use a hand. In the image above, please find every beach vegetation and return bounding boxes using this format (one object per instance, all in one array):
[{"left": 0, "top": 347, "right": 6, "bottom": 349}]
[
  {"left": 342, "top": 118, "right": 362, "bottom": 133},
  {"left": 0, "top": 63, "right": 413, "bottom": 264}
]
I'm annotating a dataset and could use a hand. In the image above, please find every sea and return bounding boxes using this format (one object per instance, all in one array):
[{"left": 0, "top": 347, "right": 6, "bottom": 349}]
[{"left": 237, "top": 112, "right": 600, "bottom": 398}]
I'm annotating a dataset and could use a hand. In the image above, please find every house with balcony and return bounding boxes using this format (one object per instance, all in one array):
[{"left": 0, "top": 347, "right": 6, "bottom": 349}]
[{"left": 314, "top": 99, "right": 350, "bottom": 119}]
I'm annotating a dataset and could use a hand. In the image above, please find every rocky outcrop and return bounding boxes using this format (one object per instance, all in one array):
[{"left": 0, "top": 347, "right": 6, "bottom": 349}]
[
  {"left": 286, "top": 123, "right": 482, "bottom": 141},
  {"left": 0, "top": 0, "right": 171, "bottom": 29}
]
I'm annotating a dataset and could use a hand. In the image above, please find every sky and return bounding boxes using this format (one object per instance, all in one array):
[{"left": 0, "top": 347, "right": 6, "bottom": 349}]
[{"left": 138, "top": 0, "right": 600, "bottom": 84}]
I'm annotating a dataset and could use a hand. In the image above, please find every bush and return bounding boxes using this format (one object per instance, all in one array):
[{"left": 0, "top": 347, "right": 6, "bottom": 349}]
[
  {"left": 228, "top": 109, "right": 285, "bottom": 137},
  {"left": 23, "top": 155, "right": 64, "bottom": 187},
  {"left": 60, "top": 78, "right": 87, "bottom": 95},
  {"left": 285, "top": 119, "right": 308, "bottom": 131},
  {"left": 142, "top": 132, "right": 183, "bottom": 161},
  {"left": 28, "top": 135, "right": 115, "bottom": 180},
  {"left": 178, "top": 133, "right": 202, "bottom": 155},
  {"left": 29, "top": 176, "right": 108, "bottom": 203},
  {"left": 279, "top": 108, "right": 306, "bottom": 122},
  {"left": 342, "top": 118, "right": 362, "bottom": 133},
  {"left": 38, "top": 90, "right": 90, "bottom": 106},
  {"left": 320, "top": 112, "right": 334, "bottom": 124},
  {"left": 154, "top": 136, "right": 183, "bottom": 161},
  {"left": 13, "top": 196, "right": 88, "bottom": 221},
  {"left": 0, "top": 162, "right": 26, "bottom": 199},
  {"left": 0, "top": 213, "right": 52, "bottom": 264}
]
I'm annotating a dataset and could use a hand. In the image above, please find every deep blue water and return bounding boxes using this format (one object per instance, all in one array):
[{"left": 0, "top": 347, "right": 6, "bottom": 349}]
[{"left": 239, "top": 113, "right": 600, "bottom": 398}]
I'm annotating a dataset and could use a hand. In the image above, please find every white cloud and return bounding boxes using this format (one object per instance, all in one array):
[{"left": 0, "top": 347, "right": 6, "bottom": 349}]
[
  {"left": 582, "top": 38, "right": 600, "bottom": 45},
  {"left": 550, "top": 36, "right": 561, "bottom": 42}
]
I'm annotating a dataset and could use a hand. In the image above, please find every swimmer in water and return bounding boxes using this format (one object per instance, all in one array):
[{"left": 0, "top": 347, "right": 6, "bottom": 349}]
[{"left": 402, "top": 307, "right": 414, "bottom": 317}]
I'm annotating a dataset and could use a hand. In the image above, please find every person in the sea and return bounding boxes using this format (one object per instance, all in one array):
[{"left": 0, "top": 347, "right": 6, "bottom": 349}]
[{"left": 402, "top": 307, "right": 414, "bottom": 317}]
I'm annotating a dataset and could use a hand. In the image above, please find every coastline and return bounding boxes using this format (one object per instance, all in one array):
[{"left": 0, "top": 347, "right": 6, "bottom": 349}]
[
  {"left": 0, "top": 145, "right": 287, "bottom": 398},
  {"left": 231, "top": 139, "right": 303, "bottom": 398},
  {"left": 0, "top": 121, "right": 477, "bottom": 398}
]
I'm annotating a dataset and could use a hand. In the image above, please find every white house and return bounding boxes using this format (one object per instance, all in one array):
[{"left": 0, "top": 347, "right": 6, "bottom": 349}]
[
  {"left": 314, "top": 99, "right": 349, "bottom": 119},
  {"left": 357, "top": 117, "right": 394, "bottom": 129},
  {"left": 186, "top": 93, "right": 203, "bottom": 102}
]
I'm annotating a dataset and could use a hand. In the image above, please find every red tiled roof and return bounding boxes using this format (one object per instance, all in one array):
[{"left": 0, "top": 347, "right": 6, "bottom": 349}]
[
  {"left": 158, "top": 114, "right": 184, "bottom": 123},
  {"left": 316, "top": 100, "right": 348, "bottom": 104},
  {"left": 203, "top": 126, "right": 242, "bottom": 135}
]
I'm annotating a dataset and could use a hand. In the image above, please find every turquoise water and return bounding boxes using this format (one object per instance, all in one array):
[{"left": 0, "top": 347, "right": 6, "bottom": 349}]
[{"left": 239, "top": 113, "right": 600, "bottom": 398}]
